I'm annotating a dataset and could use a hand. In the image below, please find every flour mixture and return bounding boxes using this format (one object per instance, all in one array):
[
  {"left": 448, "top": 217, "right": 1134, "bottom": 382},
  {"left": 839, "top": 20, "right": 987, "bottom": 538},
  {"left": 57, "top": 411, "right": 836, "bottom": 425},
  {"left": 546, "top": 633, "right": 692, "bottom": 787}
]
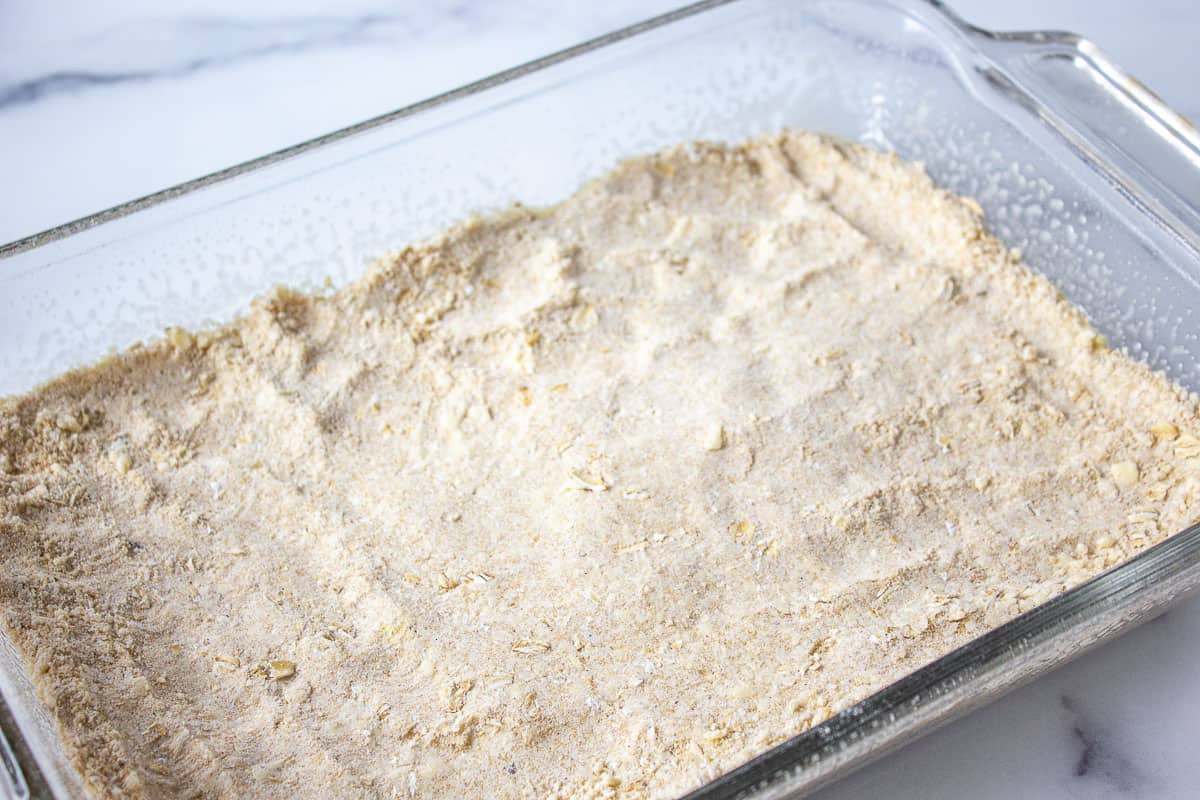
[{"left": 2, "top": 132, "right": 1198, "bottom": 799}]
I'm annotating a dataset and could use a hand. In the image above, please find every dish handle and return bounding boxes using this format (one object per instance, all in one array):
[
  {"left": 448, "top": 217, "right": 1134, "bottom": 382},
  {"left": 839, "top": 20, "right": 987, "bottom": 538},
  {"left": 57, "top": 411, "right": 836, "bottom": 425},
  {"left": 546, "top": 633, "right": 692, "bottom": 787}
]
[{"left": 933, "top": 4, "right": 1200, "bottom": 255}]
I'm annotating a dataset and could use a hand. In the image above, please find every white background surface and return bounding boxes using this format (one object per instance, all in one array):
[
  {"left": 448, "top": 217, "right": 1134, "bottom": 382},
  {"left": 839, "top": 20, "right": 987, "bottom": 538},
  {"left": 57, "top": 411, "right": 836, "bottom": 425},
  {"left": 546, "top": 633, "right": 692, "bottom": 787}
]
[{"left": 3, "top": 1, "right": 1199, "bottom": 798}]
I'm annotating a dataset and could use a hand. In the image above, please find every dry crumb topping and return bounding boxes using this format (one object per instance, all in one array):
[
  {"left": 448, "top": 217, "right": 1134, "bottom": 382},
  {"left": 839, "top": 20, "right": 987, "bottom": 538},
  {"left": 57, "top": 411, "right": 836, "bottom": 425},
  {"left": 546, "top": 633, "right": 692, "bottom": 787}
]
[{"left": 1, "top": 131, "right": 1198, "bottom": 800}]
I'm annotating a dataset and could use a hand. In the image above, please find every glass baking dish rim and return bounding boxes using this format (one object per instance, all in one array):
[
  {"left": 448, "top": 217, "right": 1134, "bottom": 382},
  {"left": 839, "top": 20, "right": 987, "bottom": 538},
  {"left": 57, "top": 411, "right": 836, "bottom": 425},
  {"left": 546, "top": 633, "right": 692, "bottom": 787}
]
[
  {"left": 3, "top": 0, "right": 1197, "bottom": 261},
  {"left": 3, "top": 2, "right": 1200, "bottom": 799}
]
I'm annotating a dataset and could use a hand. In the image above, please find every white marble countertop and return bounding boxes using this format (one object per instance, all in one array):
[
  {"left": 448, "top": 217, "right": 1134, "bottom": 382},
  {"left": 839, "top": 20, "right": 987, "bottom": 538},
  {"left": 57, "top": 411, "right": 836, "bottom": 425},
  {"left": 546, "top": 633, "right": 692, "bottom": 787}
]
[{"left": 3, "top": 1, "right": 1199, "bottom": 798}]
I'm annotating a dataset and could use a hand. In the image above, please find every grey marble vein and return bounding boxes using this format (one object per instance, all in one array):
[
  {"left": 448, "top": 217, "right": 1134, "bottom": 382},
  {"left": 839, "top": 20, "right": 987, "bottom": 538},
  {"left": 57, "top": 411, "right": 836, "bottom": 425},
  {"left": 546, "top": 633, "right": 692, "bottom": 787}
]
[
  {"left": 1061, "top": 694, "right": 1151, "bottom": 796},
  {"left": 0, "top": 14, "right": 408, "bottom": 110}
]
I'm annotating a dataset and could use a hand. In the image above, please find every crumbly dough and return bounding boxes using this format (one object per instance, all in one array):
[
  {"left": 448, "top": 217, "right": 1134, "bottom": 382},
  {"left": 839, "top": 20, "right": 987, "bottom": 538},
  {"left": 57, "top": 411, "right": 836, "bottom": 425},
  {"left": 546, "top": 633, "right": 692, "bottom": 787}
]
[{"left": 2, "top": 131, "right": 1199, "bottom": 800}]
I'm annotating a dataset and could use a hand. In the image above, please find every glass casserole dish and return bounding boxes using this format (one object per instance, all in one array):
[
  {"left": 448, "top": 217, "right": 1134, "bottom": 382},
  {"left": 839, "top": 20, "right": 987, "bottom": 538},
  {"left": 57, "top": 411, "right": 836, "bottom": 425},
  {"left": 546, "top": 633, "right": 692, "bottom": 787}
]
[{"left": 2, "top": 0, "right": 1200, "bottom": 797}]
